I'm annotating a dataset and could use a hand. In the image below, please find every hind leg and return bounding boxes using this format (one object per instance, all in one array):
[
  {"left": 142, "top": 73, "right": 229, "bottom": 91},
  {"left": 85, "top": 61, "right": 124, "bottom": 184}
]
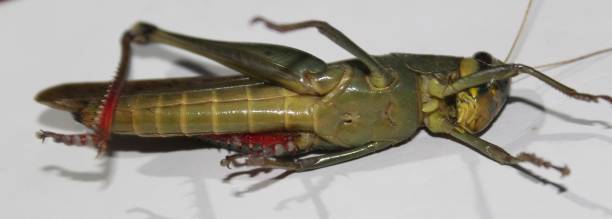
[{"left": 37, "top": 31, "right": 135, "bottom": 154}]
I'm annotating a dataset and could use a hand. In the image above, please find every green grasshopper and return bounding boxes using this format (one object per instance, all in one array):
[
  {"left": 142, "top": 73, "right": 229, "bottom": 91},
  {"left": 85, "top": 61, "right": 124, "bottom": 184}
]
[{"left": 35, "top": 4, "right": 612, "bottom": 193}]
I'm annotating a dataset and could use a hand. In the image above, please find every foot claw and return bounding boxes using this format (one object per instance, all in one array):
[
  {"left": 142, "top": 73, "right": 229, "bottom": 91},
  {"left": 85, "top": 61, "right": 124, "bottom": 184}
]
[
  {"left": 556, "top": 165, "right": 571, "bottom": 177},
  {"left": 596, "top": 94, "right": 612, "bottom": 104},
  {"left": 220, "top": 154, "right": 250, "bottom": 169},
  {"left": 569, "top": 92, "right": 612, "bottom": 104},
  {"left": 36, "top": 130, "right": 47, "bottom": 142},
  {"left": 517, "top": 152, "right": 571, "bottom": 177},
  {"left": 220, "top": 159, "right": 231, "bottom": 169},
  {"left": 250, "top": 16, "right": 265, "bottom": 25}
]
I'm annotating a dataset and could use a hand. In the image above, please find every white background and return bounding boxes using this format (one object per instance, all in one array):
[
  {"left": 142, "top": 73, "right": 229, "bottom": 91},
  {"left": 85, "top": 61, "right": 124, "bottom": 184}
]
[{"left": 1, "top": 0, "right": 612, "bottom": 218}]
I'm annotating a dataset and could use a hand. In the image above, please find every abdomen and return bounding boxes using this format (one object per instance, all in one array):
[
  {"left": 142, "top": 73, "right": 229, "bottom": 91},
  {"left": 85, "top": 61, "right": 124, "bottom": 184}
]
[{"left": 107, "top": 84, "right": 318, "bottom": 136}]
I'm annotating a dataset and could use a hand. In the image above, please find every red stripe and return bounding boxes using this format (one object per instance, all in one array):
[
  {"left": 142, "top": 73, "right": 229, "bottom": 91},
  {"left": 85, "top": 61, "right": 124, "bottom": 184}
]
[
  {"left": 94, "top": 34, "right": 132, "bottom": 146},
  {"left": 202, "top": 133, "right": 296, "bottom": 155}
]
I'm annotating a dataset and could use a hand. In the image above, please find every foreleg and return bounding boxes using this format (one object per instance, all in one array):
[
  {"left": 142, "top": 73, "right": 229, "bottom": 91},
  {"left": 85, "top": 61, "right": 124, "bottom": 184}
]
[
  {"left": 432, "top": 64, "right": 611, "bottom": 104},
  {"left": 426, "top": 112, "right": 569, "bottom": 192}
]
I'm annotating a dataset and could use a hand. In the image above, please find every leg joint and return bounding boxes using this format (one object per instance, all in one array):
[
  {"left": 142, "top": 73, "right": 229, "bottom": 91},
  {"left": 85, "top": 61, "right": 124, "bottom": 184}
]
[{"left": 128, "top": 22, "right": 158, "bottom": 44}]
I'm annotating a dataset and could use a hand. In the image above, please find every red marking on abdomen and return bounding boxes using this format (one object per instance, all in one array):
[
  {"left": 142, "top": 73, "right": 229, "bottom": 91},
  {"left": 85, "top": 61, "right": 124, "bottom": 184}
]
[{"left": 201, "top": 133, "right": 297, "bottom": 156}]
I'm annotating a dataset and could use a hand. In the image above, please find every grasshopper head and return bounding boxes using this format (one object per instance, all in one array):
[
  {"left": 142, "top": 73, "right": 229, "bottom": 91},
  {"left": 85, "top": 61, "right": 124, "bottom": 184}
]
[{"left": 454, "top": 52, "right": 510, "bottom": 133}]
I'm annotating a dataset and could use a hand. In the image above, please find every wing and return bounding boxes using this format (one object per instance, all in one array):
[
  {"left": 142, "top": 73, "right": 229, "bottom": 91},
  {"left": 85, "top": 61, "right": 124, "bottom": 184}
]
[{"left": 35, "top": 75, "right": 262, "bottom": 112}]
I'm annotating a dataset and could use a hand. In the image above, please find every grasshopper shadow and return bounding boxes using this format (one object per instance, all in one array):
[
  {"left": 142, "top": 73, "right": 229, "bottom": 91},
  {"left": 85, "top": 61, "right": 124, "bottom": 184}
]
[{"left": 37, "top": 109, "right": 89, "bottom": 132}]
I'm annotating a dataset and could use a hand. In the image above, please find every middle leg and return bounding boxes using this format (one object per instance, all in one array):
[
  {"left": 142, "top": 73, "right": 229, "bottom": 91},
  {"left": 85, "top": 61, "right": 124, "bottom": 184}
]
[
  {"left": 227, "top": 141, "right": 393, "bottom": 171},
  {"left": 200, "top": 132, "right": 318, "bottom": 168},
  {"left": 252, "top": 17, "right": 393, "bottom": 88}
]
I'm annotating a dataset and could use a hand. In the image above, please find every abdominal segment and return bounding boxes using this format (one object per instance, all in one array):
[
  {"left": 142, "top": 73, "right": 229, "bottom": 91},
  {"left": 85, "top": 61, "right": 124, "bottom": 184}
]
[{"left": 87, "top": 84, "right": 319, "bottom": 136}]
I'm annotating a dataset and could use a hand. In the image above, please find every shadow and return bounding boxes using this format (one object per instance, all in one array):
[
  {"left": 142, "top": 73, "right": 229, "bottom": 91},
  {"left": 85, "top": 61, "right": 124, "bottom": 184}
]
[
  {"left": 506, "top": 93, "right": 612, "bottom": 146},
  {"left": 462, "top": 154, "right": 495, "bottom": 219},
  {"left": 233, "top": 171, "right": 294, "bottom": 197},
  {"left": 126, "top": 207, "right": 173, "bottom": 219},
  {"left": 222, "top": 168, "right": 273, "bottom": 182},
  {"left": 175, "top": 59, "right": 219, "bottom": 79},
  {"left": 41, "top": 155, "right": 113, "bottom": 188},
  {"left": 107, "top": 135, "right": 210, "bottom": 153},
  {"left": 134, "top": 149, "right": 224, "bottom": 219},
  {"left": 37, "top": 109, "right": 88, "bottom": 132},
  {"left": 562, "top": 192, "right": 612, "bottom": 217},
  {"left": 508, "top": 96, "right": 611, "bottom": 129},
  {"left": 274, "top": 176, "right": 334, "bottom": 219}
]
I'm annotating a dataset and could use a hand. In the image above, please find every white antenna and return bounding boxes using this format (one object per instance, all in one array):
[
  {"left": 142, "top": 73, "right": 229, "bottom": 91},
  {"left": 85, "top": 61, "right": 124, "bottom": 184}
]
[
  {"left": 535, "top": 47, "right": 612, "bottom": 70},
  {"left": 504, "top": 0, "right": 534, "bottom": 63}
]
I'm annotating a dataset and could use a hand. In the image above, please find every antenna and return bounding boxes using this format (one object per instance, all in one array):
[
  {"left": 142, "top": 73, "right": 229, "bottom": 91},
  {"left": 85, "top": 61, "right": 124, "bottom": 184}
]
[
  {"left": 535, "top": 47, "right": 612, "bottom": 70},
  {"left": 504, "top": 0, "right": 534, "bottom": 63}
]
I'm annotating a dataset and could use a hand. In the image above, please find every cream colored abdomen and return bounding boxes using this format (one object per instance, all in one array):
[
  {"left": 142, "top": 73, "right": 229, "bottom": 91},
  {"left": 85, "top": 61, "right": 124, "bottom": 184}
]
[{"left": 111, "top": 84, "right": 318, "bottom": 136}]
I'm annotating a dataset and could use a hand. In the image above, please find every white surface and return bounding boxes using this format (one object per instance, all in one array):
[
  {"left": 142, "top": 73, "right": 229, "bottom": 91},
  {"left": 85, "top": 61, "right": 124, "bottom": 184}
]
[{"left": 1, "top": 0, "right": 612, "bottom": 218}]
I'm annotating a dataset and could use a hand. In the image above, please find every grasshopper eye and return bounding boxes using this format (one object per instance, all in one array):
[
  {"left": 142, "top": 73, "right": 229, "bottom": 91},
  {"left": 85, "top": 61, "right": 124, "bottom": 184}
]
[
  {"left": 473, "top": 51, "right": 494, "bottom": 65},
  {"left": 473, "top": 52, "right": 494, "bottom": 65}
]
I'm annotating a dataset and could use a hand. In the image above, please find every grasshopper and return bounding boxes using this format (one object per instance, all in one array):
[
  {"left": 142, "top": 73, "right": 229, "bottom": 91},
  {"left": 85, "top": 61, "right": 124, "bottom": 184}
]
[{"left": 35, "top": 2, "right": 612, "bottom": 193}]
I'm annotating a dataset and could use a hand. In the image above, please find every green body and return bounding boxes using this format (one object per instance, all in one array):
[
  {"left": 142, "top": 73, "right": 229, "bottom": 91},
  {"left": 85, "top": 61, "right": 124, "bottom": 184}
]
[
  {"left": 35, "top": 22, "right": 482, "bottom": 155},
  {"left": 37, "top": 19, "right": 606, "bottom": 191},
  {"left": 40, "top": 54, "right": 444, "bottom": 150},
  {"left": 36, "top": 21, "right": 508, "bottom": 170}
]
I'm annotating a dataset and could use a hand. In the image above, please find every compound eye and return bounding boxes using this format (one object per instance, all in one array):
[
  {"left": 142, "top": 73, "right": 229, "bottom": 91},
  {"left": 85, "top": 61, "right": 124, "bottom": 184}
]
[{"left": 473, "top": 51, "right": 494, "bottom": 66}]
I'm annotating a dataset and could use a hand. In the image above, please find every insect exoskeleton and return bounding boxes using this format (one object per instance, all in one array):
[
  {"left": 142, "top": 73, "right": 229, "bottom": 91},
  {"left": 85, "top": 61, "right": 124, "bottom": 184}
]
[{"left": 36, "top": 5, "right": 611, "bottom": 191}]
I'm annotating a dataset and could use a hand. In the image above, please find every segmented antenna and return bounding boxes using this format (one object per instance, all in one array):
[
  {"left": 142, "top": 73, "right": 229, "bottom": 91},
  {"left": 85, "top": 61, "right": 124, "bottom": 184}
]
[
  {"left": 535, "top": 47, "right": 612, "bottom": 70},
  {"left": 508, "top": 0, "right": 612, "bottom": 84},
  {"left": 504, "top": 0, "right": 534, "bottom": 63}
]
